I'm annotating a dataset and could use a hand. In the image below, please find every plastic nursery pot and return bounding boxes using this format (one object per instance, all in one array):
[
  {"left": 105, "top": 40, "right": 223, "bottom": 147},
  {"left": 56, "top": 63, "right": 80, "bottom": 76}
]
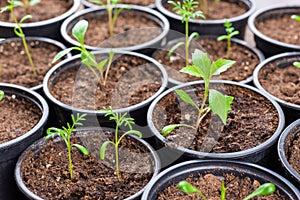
[
  {"left": 15, "top": 127, "right": 160, "bottom": 200},
  {"left": 141, "top": 160, "right": 300, "bottom": 199},
  {"left": 61, "top": 5, "right": 169, "bottom": 55},
  {"left": 0, "top": 0, "right": 80, "bottom": 42},
  {"left": 43, "top": 50, "right": 168, "bottom": 128},
  {"left": 147, "top": 80, "right": 285, "bottom": 169},
  {"left": 155, "top": 0, "right": 255, "bottom": 40},
  {"left": 253, "top": 52, "right": 300, "bottom": 127},
  {"left": 248, "top": 4, "right": 300, "bottom": 58},
  {"left": 0, "top": 83, "right": 49, "bottom": 200},
  {"left": 80, "top": 0, "right": 156, "bottom": 9}
]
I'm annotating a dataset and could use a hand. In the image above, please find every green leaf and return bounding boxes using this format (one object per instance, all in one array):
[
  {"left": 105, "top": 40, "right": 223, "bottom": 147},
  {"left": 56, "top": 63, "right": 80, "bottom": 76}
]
[
  {"left": 221, "top": 180, "right": 226, "bottom": 200},
  {"left": 293, "top": 61, "right": 300, "bottom": 68},
  {"left": 209, "top": 89, "right": 234, "bottom": 124},
  {"left": 180, "top": 65, "right": 204, "bottom": 78},
  {"left": 81, "top": 51, "right": 96, "bottom": 66},
  {"left": 72, "top": 144, "right": 89, "bottom": 155},
  {"left": 243, "top": 183, "right": 276, "bottom": 200},
  {"left": 229, "top": 30, "right": 239, "bottom": 38},
  {"left": 168, "top": 41, "right": 185, "bottom": 58},
  {"left": 217, "top": 35, "right": 228, "bottom": 41},
  {"left": 211, "top": 58, "right": 235, "bottom": 76},
  {"left": 29, "top": 0, "right": 40, "bottom": 6},
  {"left": 175, "top": 89, "right": 199, "bottom": 110},
  {"left": 96, "top": 59, "right": 108, "bottom": 71},
  {"left": 178, "top": 181, "right": 207, "bottom": 199},
  {"left": 72, "top": 20, "right": 88, "bottom": 45},
  {"left": 161, "top": 124, "right": 195, "bottom": 136},
  {"left": 291, "top": 14, "right": 300, "bottom": 23},
  {"left": 190, "top": 49, "right": 211, "bottom": 80},
  {"left": 100, "top": 141, "right": 114, "bottom": 160},
  {"left": 19, "top": 15, "right": 32, "bottom": 23},
  {"left": 52, "top": 47, "right": 74, "bottom": 63},
  {"left": 0, "top": 90, "right": 4, "bottom": 101}
]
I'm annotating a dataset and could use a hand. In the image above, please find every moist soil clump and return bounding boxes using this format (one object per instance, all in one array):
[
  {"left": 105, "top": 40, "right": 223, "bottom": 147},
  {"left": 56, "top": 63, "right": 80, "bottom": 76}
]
[{"left": 0, "top": 92, "right": 42, "bottom": 144}]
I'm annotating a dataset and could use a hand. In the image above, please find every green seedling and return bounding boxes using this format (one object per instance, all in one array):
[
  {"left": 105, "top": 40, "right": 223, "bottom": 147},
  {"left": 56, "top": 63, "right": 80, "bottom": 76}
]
[
  {"left": 178, "top": 180, "right": 276, "bottom": 200},
  {"left": 46, "top": 113, "right": 89, "bottom": 180},
  {"left": 99, "top": 107, "right": 142, "bottom": 181},
  {"left": 217, "top": 19, "right": 239, "bottom": 57},
  {"left": 168, "top": 0, "right": 205, "bottom": 67},
  {"left": 291, "top": 14, "right": 300, "bottom": 23},
  {"left": 89, "top": 0, "right": 130, "bottom": 37},
  {"left": 161, "top": 49, "right": 235, "bottom": 135},
  {"left": 293, "top": 62, "right": 300, "bottom": 68},
  {"left": 1, "top": 0, "right": 37, "bottom": 76},
  {"left": 52, "top": 20, "right": 115, "bottom": 86},
  {"left": 0, "top": 90, "right": 4, "bottom": 101}
]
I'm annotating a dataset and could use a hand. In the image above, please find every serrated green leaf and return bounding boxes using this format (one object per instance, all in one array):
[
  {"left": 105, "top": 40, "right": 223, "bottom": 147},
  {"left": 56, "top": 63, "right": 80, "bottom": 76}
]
[
  {"left": 191, "top": 49, "right": 211, "bottom": 80},
  {"left": 72, "top": 20, "right": 88, "bottom": 45},
  {"left": 211, "top": 58, "right": 235, "bottom": 76},
  {"left": 175, "top": 89, "right": 199, "bottom": 110},
  {"left": 72, "top": 144, "right": 89, "bottom": 155},
  {"left": 0, "top": 90, "right": 4, "bottom": 101},
  {"left": 100, "top": 141, "right": 114, "bottom": 160},
  {"left": 52, "top": 47, "right": 74, "bottom": 63},
  {"left": 209, "top": 89, "right": 234, "bottom": 124}
]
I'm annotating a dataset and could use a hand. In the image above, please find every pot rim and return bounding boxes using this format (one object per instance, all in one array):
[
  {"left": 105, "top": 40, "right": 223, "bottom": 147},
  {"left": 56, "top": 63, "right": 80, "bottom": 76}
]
[
  {"left": 60, "top": 5, "right": 170, "bottom": 51},
  {"left": 0, "top": 0, "right": 81, "bottom": 28},
  {"left": 147, "top": 80, "right": 285, "bottom": 159},
  {"left": 253, "top": 51, "right": 300, "bottom": 111},
  {"left": 80, "top": 0, "right": 156, "bottom": 9},
  {"left": 0, "top": 83, "right": 49, "bottom": 150},
  {"left": 248, "top": 3, "right": 300, "bottom": 50}
]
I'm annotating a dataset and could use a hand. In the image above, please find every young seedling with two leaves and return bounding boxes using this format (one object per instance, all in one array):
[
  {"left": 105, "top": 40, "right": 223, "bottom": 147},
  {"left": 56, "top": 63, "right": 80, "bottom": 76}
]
[
  {"left": 0, "top": 90, "right": 4, "bottom": 101},
  {"left": 88, "top": 0, "right": 130, "bottom": 37},
  {"left": 99, "top": 107, "right": 142, "bottom": 181},
  {"left": 46, "top": 114, "right": 89, "bottom": 180},
  {"left": 168, "top": 0, "right": 205, "bottom": 67},
  {"left": 52, "top": 19, "right": 115, "bottom": 86},
  {"left": 162, "top": 49, "right": 235, "bottom": 136},
  {"left": 178, "top": 180, "right": 276, "bottom": 200},
  {"left": 217, "top": 19, "right": 239, "bottom": 58},
  {"left": 0, "top": 0, "right": 38, "bottom": 76}
]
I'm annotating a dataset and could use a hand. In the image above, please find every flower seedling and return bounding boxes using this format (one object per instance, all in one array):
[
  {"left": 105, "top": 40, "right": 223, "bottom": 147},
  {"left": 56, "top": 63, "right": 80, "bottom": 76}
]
[
  {"left": 99, "top": 107, "right": 142, "bottom": 181},
  {"left": 52, "top": 19, "right": 115, "bottom": 86},
  {"left": 0, "top": 90, "right": 4, "bottom": 101},
  {"left": 88, "top": 0, "right": 130, "bottom": 37},
  {"left": 217, "top": 19, "right": 239, "bottom": 57},
  {"left": 178, "top": 180, "right": 276, "bottom": 200},
  {"left": 1, "top": 0, "right": 37, "bottom": 76},
  {"left": 161, "top": 49, "right": 235, "bottom": 135},
  {"left": 45, "top": 113, "right": 89, "bottom": 179},
  {"left": 168, "top": 0, "right": 205, "bottom": 67}
]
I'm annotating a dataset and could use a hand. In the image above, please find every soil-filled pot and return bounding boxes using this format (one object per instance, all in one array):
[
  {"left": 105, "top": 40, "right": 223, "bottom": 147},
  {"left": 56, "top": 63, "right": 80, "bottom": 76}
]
[
  {"left": 253, "top": 52, "right": 300, "bottom": 127},
  {"left": 278, "top": 119, "right": 300, "bottom": 189},
  {"left": 0, "top": 0, "right": 80, "bottom": 42},
  {"left": 0, "top": 37, "right": 71, "bottom": 94},
  {"left": 61, "top": 5, "right": 169, "bottom": 55},
  {"left": 81, "top": 0, "right": 156, "bottom": 9},
  {"left": 15, "top": 127, "right": 160, "bottom": 199},
  {"left": 248, "top": 4, "right": 300, "bottom": 58},
  {"left": 152, "top": 36, "right": 264, "bottom": 87},
  {"left": 141, "top": 160, "right": 300, "bottom": 199},
  {"left": 0, "top": 83, "right": 49, "bottom": 200},
  {"left": 147, "top": 80, "right": 284, "bottom": 169},
  {"left": 155, "top": 0, "right": 255, "bottom": 39},
  {"left": 43, "top": 50, "right": 168, "bottom": 128}
]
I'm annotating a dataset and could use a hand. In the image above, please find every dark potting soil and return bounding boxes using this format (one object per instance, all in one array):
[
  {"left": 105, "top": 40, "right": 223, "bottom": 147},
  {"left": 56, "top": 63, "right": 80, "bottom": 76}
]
[
  {"left": 0, "top": 0, "right": 73, "bottom": 22},
  {"left": 21, "top": 130, "right": 154, "bottom": 199},
  {"left": 157, "top": 173, "right": 286, "bottom": 199},
  {"left": 258, "top": 62, "right": 300, "bottom": 105},
  {"left": 152, "top": 84, "right": 279, "bottom": 153},
  {"left": 153, "top": 38, "right": 259, "bottom": 82},
  {"left": 164, "top": 0, "right": 248, "bottom": 20},
  {"left": 87, "top": 0, "right": 155, "bottom": 6},
  {"left": 0, "top": 93, "right": 42, "bottom": 144},
  {"left": 75, "top": 11, "right": 162, "bottom": 48},
  {"left": 0, "top": 40, "right": 62, "bottom": 88},
  {"left": 49, "top": 54, "right": 162, "bottom": 110},
  {"left": 255, "top": 13, "right": 300, "bottom": 46},
  {"left": 286, "top": 125, "right": 300, "bottom": 175}
]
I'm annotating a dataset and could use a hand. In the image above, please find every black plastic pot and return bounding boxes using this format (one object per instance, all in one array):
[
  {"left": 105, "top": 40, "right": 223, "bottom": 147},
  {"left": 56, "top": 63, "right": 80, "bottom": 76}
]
[
  {"left": 141, "top": 160, "right": 300, "bottom": 199},
  {"left": 253, "top": 52, "right": 300, "bottom": 127},
  {"left": 248, "top": 4, "right": 300, "bottom": 58},
  {"left": 61, "top": 5, "right": 169, "bottom": 55},
  {"left": 81, "top": 0, "right": 156, "bottom": 9},
  {"left": 0, "top": 83, "right": 49, "bottom": 200},
  {"left": 147, "top": 80, "right": 285, "bottom": 169},
  {"left": 15, "top": 127, "right": 160, "bottom": 200},
  {"left": 278, "top": 119, "right": 300, "bottom": 188},
  {"left": 155, "top": 0, "right": 255, "bottom": 39},
  {"left": 0, "top": 0, "right": 80, "bottom": 42},
  {"left": 43, "top": 50, "right": 168, "bottom": 128}
]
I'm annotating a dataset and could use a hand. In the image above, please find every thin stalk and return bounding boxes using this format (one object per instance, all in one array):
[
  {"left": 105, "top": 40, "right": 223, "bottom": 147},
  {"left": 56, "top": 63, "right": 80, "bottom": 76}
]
[
  {"left": 103, "top": 55, "right": 113, "bottom": 86},
  {"left": 115, "top": 123, "right": 121, "bottom": 181},
  {"left": 67, "top": 136, "right": 73, "bottom": 179},
  {"left": 81, "top": 50, "right": 100, "bottom": 79},
  {"left": 226, "top": 38, "right": 231, "bottom": 58},
  {"left": 185, "top": 19, "right": 189, "bottom": 67},
  {"left": 107, "top": 0, "right": 113, "bottom": 36},
  {"left": 196, "top": 82, "right": 210, "bottom": 129}
]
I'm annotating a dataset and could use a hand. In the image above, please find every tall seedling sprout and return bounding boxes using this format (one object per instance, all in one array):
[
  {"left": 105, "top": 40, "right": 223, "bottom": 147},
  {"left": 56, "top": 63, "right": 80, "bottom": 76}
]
[
  {"left": 168, "top": 0, "right": 205, "bottom": 67},
  {"left": 99, "top": 107, "right": 142, "bottom": 181}
]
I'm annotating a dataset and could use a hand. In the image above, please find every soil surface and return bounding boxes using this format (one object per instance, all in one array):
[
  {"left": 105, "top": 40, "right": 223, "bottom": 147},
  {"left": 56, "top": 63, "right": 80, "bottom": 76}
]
[
  {"left": 49, "top": 54, "right": 162, "bottom": 110},
  {"left": 153, "top": 38, "right": 260, "bottom": 83},
  {"left": 0, "top": 39, "right": 63, "bottom": 88},
  {"left": 157, "top": 173, "right": 287, "bottom": 199},
  {"left": 258, "top": 60, "right": 300, "bottom": 105},
  {"left": 85, "top": 0, "right": 155, "bottom": 6},
  {"left": 286, "top": 125, "right": 300, "bottom": 175},
  {"left": 255, "top": 13, "right": 300, "bottom": 46},
  {"left": 73, "top": 10, "right": 162, "bottom": 48},
  {"left": 0, "top": 0, "right": 73, "bottom": 22},
  {"left": 0, "top": 92, "right": 42, "bottom": 144},
  {"left": 21, "top": 130, "right": 154, "bottom": 199},
  {"left": 164, "top": 0, "right": 248, "bottom": 20},
  {"left": 152, "top": 84, "right": 279, "bottom": 153}
]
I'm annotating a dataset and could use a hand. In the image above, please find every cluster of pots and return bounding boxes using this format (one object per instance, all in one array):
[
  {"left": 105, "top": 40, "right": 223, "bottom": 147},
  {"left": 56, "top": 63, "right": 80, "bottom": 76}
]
[{"left": 0, "top": 0, "right": 300, "bottom": 199}]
